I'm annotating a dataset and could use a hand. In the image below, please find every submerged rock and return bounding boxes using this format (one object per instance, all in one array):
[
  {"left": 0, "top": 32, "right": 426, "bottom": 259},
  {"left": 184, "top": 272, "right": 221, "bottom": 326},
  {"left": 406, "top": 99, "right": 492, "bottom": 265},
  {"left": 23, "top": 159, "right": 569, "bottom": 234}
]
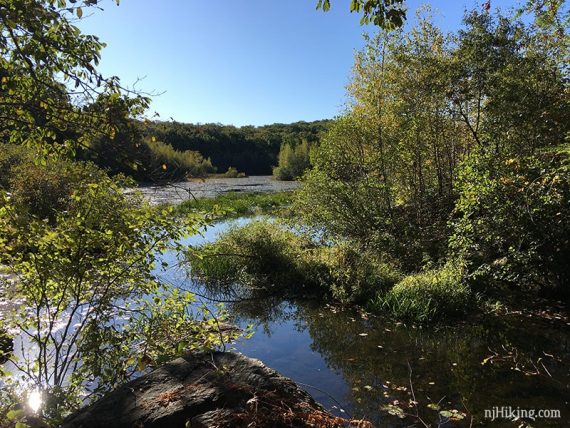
[{"left": 63, "top": 351, "right": 362, "bottom": 428}]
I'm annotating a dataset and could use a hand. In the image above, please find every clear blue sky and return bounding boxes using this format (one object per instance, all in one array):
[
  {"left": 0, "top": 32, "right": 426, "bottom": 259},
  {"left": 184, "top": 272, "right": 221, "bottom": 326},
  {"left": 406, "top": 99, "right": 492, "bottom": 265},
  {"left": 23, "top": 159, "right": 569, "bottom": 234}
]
[{"left": 79, "top": 0, "right": 521, "bottom": 126}]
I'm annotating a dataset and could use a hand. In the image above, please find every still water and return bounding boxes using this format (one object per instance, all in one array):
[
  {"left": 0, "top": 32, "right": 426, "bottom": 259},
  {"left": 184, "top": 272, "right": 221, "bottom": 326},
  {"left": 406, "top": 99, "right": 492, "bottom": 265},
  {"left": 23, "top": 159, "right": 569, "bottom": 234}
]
[{"left": 159, "top": 218, "right": 570, "bottom": 427}]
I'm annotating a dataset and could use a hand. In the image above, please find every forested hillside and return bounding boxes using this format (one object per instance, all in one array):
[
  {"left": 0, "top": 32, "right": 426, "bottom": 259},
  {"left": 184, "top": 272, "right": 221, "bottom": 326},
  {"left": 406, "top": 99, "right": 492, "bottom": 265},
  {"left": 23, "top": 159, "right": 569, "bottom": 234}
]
[
  {"left": 75, "top": 118, "right": 328, "bottom": 182},
  {"left": 141, "top": 120, "right": 329, "bottom": 176}
]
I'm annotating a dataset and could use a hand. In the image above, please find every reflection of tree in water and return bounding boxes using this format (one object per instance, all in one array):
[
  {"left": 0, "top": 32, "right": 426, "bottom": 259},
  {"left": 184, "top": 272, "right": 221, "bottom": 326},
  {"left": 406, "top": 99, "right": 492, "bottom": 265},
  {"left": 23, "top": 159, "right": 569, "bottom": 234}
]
[
  {"left": 296, "top": 305, "right": 570, "bottom": 425},
  {"left": 188, "top": 279, "right": 304, "bottom": 336},
  {"left": 193, "top": 278, "right": 570, "bottom": 425}
]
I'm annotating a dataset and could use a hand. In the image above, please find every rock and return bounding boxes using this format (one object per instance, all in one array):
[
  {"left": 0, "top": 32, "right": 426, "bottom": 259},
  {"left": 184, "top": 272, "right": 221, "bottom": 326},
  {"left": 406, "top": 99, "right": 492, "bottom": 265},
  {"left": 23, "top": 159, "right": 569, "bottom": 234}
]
[{"left": 63, "top": 352, "right": 359, "bottom": 428}]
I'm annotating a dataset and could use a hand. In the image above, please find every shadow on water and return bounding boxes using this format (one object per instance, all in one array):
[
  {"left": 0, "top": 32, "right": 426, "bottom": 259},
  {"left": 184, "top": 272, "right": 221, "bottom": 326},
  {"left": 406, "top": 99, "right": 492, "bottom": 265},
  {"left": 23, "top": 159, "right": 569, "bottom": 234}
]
[{"left": 165, "top": 218, "right": 570, "bottom": 427}]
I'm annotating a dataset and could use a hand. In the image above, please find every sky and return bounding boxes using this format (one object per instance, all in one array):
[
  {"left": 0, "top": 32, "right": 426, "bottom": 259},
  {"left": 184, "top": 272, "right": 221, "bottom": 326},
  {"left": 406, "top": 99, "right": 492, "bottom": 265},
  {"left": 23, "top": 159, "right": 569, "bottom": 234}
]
[{"left": 78, "top": 0, "right": 522, "bottom": 127}]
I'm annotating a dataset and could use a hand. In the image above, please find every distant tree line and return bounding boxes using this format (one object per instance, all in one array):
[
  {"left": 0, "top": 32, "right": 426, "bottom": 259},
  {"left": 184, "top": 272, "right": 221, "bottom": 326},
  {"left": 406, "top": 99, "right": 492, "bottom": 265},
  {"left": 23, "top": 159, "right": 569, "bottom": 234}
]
[
  {"left": 141, "top": 120, "right": 329, "bottom": 177},
  {"left": 72, "top": 118, "right": 329, "bottom": 182}
]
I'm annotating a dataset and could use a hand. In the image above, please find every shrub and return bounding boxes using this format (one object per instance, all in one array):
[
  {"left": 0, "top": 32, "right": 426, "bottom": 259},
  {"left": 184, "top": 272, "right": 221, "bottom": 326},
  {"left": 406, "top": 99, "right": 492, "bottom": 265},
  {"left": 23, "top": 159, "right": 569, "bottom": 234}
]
[
  {"left": 188, "top": 221, "right": 402, "bottom": 303},
  {"left": 224, "top": 166, "right": 246, "bottom": 178},
  {"left": 272, "top": 140, "right": 311, "bottom": 181},
  {"left": 189, "top": 221, "right": 324, "bottom": 296},
  {"left": 0, "top": 144, "right": 32, "bottom": 190},
  {"left": 311, "top": 242, "right": 402, "bottom": 304},
  {"left": 8, "top": 158, "right": 110, "bottom": 225},
  {"left": 378, "top": 262, "right": 471, "bottom": 323},
  {"left": 450, "top": 145, "right": 570, "bottom": 297},
  {"left": 0, "top": 158, "right": 235, "bottom": 423}
]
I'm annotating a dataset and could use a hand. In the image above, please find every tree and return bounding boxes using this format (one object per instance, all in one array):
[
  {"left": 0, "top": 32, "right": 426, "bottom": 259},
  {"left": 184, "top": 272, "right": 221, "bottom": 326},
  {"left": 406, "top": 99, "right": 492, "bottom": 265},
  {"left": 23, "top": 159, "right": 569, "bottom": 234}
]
[
  {"left": 0, "top": 160, "right": 237, "bottom": 424},
  {"left": 0, "top": 2, "right": 239, "bottom": 424},
  {"left": 296, "top": 14, "right": 461, "bottom": 269},
  {"left": 0, "top": 0, "right": 148, "bottom": 155},
  {"left": 316, "top": 0, "right": 406, "bottom": 28},
  {"left": 297, "top": 6, "right": 569, "bottom": 273},
  {"left": 273, "top": 139, "right": 311, "bottom": 180}
]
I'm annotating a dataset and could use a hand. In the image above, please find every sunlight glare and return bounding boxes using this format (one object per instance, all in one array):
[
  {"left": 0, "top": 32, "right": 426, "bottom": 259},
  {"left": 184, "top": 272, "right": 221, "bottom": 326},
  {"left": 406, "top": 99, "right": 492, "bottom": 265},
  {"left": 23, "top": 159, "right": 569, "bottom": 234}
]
[{"left": 28, "top": 390, "right": 42, "bottom": 413}]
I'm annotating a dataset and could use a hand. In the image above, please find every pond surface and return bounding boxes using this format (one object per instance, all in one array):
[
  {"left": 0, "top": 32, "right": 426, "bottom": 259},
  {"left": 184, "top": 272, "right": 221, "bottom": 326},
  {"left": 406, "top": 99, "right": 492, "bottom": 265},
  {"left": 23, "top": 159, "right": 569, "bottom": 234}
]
[
  {"left": 159, "top": 218, "right": 570, "bottom": 427},
  {"left": 131, "top": 176, "right": 300, "bottom": 205}
]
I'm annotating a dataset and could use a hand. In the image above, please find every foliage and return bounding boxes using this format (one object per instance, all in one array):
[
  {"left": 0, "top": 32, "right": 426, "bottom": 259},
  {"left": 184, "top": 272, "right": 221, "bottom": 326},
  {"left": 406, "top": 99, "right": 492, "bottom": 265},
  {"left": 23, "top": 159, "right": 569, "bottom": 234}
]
[
  {"left": 7, "top": 156, "right": 110, "bottom": 224},
  {"left": 273, "top": 140, "right": 311, "bottom": 181},
  {"left": 448, "top": 10, "right": 569, "bottom": 155},
  {"left": 174, "top": 191, "right": 293, "bottom": 219},
  {"left": 296, "top": 8, "right": 569, "bottom": 275},
  {"left": 0, "top": 144, "right": 31, "bottom": 189},
  {"left": 142, "top": 120, "right": 329, "bottom": 176},
  {"left": 189, "top": 221, "right": 325, "bottom": 297},
  {"left": 0, "top": 328, "right": 11, "bottom": 364},
  {"left": 189, "top": 221, "right": 472, "bottom": 322},
  {"left": 188, "top": 221, "right": 401, "bottom": 306},
  {"left": 0, "top": 159, "right": 238, "bottom": 424},
  {"left": 378, "top": 261, "right": 472, "bottom": 323},
  {"left": 0, "top": 0, "right": 149, "bottom": 155},
  {"left": 450, "top": 146, "right": 570, "bottom": 296},
  {"left": 314, "top": 241, "right": 402, "bottom": 304},
  {"left": 145, "top": 138, "right": 214, "bottom": 181},
  {"left": 223, "top": 166, "right": 245, "bottom": 178},
  {"left": 295, "top": 17, "right": 464, "bottom": 270},
  {"left": 316, "top": 0, "right": 406, "bottom": 28}
]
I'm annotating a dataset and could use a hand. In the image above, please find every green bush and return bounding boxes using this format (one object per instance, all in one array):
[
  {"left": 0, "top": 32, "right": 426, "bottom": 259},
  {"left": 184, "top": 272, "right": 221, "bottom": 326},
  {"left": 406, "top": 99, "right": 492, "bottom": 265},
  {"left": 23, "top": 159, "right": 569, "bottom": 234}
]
[
  {"left": 223, "top": 166, "right": 246, "bottom": 178},
  {"left": 311, "top": 242, "right": 402, "bottom": 304},
  {"left": 378, "top": 262, "right": 472, "bottom": 323},
  {"left": 450, "top": 146, "right": 570, "bottom": 297},
  {"left": 8, "top": 158, "right": 110, "bottom": 225},
  {"left": 188, "top": 221, "right": 401, "bottom": 303},
  {"left": 189, "top": 221, "right": 323, "bottom": 296},
  {"left": 0, "top": 145, "right": 32, "bottom": 190},
  {"left": 0, "top": 157, "right": 233, "bottom": 422}
]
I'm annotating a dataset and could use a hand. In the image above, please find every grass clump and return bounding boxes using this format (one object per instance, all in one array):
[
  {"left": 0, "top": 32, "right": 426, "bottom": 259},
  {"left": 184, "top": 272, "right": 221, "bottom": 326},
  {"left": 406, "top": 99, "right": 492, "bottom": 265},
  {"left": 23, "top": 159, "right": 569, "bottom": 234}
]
[
  {"left": 189, "top": 221, "right": 328, "bottom": 297},
  {"left": 175, "top": 191, "right": 293, "bottom": 219},
  {"left": 377, "top": 262, "right": 472, "bottom": 323},
  {"left": 188, "top": 221, "right": 402, "bottom": 304},
  {"left": 311, "top": 242, "right": 402, "bottom": 305}
]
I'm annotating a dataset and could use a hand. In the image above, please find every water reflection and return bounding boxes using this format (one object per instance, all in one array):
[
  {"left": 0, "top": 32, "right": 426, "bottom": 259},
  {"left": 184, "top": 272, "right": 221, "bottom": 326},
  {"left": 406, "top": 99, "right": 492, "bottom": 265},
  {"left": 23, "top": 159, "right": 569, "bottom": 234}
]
[{"left": 224, "top": 297, "right": 570, "bottom": 426}]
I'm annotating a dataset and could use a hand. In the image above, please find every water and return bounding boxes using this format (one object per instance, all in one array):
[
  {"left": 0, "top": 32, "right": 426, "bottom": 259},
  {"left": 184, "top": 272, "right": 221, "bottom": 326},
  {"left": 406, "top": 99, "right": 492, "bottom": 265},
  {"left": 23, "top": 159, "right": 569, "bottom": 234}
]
[
  {"left": 159, "top": 218, "right": 570, "bottom": 427},
  {"left": 130, "top": 176, "right": 300, "bottom": 205}
]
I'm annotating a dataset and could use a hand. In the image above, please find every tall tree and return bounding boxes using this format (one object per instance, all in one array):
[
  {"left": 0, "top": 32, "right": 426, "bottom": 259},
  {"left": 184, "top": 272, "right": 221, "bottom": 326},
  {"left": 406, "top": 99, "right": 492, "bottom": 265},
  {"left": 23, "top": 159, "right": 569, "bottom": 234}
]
[{"left": 0, "top": 0, "right": 148, "bottom": 155}]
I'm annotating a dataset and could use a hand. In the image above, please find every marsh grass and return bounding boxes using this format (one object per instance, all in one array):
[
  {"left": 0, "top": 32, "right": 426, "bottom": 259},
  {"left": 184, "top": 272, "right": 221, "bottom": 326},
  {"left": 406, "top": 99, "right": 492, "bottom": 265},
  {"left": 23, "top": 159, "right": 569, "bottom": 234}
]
[
  {"left": 174, "top": 191, "right": 293, "bottom": 219},
  {"left": 376, "top": 262, "right": 473, "bottom": 323}
]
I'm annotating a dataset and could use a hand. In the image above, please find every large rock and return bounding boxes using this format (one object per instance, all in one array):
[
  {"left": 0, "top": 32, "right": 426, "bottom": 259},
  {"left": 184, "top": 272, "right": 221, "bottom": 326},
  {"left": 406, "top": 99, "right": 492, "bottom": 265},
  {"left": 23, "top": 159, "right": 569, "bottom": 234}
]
[{"left": 63, "top": 352, "right": 361, "bottom": 428}]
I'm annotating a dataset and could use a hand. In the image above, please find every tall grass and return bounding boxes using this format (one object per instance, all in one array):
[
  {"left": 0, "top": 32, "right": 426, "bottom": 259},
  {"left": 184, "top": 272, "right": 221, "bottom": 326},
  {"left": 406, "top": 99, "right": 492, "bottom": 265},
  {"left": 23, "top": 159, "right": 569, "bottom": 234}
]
[
  {"left": 376, "top": 262, "right": 472, "bottom": 323},
  {"left": 174, "top": 191, "right": 293, "bottom": 218},
  {"left": 188, "top": 221, "right": 401, "bottom": 304},
  {"left": 187, "top": 221, "right": 474, "bottom": 323}
]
